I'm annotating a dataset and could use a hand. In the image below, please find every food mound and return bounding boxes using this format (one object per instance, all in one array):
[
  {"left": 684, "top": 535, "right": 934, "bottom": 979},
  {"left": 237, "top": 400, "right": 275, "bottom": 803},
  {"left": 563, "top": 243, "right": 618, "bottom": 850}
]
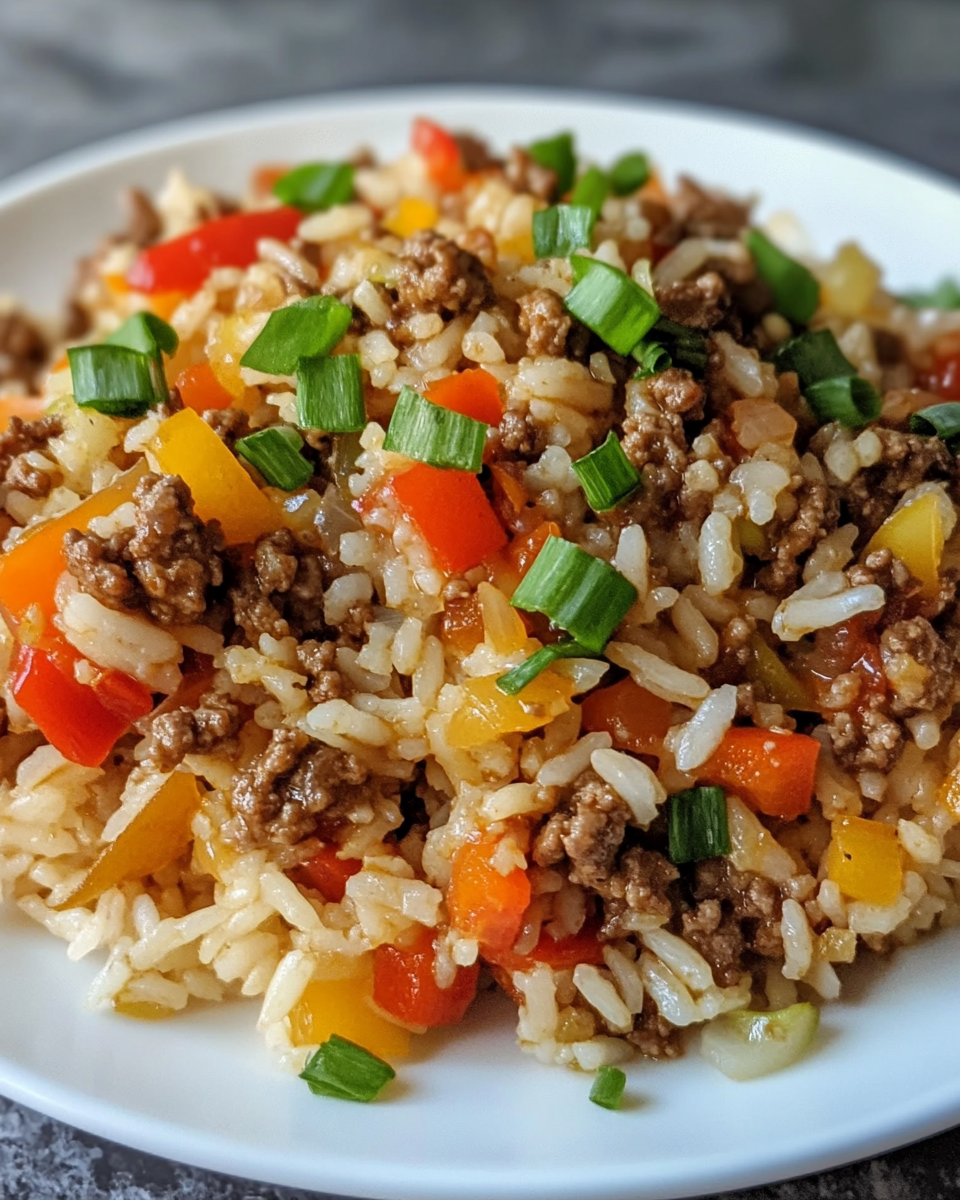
[{"left": 3, "top": 118, "right": 960, "bottom": 1098}]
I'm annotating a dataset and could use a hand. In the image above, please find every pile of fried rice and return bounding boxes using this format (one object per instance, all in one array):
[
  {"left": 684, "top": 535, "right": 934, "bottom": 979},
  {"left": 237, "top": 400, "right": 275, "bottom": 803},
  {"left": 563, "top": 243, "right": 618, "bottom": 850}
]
[{"left": 2, "top": 121, "right": 960, "bottom": 1082}]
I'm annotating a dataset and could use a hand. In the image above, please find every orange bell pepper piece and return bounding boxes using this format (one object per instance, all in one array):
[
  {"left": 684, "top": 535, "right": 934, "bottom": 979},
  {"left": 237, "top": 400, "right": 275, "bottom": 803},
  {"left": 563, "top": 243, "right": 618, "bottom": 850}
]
[
  {"left": 175, "top": 362, "right": 235, "bottom": 412},
  {"left": 442, "top": 592, "right": 485, "bottom": 655},
  {"left": 447, "top": 838, "right": 531, "bottom": 952},
  {"left": 425, "top": 368, "right": 505, "bottom": 426},
  {"left": 290, "top": 965, "right": 410, "bottom": 1059},
  {"left": 373, "top": 926, "right": 479, "bottom": 1028},
  {"left": 446, "top": 671, "right": 575, "bottom": 748},
  {"left": 150, "top": 408, "right": 280, "bottom": 545},
  {"left": 411, "top": 118, "right": 465, "bottom": 192},
  {"left": 289, "top": 843, "right": 362, "bottom": 903},
  {"left": 0, "top": 395, "right": 49, "bottom": 432},
  {"left": 699, "top": 726, "right": 820, "bottom": 820},
  {"left": 390, "top": 463, "right": 507, "bottom": 575},
  {"left": 580, "top": 676, "right": 672, "bottom": 757},
  {"left": 482, "top": 919, "right": 605, "bottom": 975}
]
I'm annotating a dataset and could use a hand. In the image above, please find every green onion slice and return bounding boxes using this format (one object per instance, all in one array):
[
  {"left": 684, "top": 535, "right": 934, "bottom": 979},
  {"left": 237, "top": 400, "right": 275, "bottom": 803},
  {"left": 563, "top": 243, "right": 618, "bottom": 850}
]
[
  {"left": 67, "top": 345, "right": 167, "bottom": 417},
  {"left": 899, "top": 278, "right": 960, "bottom": 310},
  {"left": 667, "top": 786, "right": 731, "bottom": 865},
  {"left": 495, "top": 638, "right": 595, "bottom": 696},
  {"left": 106, "top": 312, "right": 179, "bottom": 358},
  {"left": 532, "top": 205, "right": 595, "bottom": 259},
  {"left": 510, "top": 536, "right": 637, "bottom": 654},
  {"left": 589, "top": 1065, "right": 627, "bottom": 1110},
  {"left": 383, "top": 385, "right": 487, "bottom": 472},
  {"left": 528, "top": 132, "right": 576, "bottom": 196},
  {"left": 236, "top": 425, "right": 313, "bottom": 490},
  {"left": 297, "top": 353, "right": 365, "bottom": 432},
  {"left": 745, "top": 229, "right": 820, "bottom": 326},
  {"left": 299, "top": 1034, "right": 396, "bottom": 1102},
  {"left": 572, "top": 431, "right": 641, "bottom": 512},
  {"left": 241, "top": 295, "right": 353, "bottom": 376},
  {"left": 570, "top": 166, "right": 610, "bottom": 217},
  {"left": 609, "top": 152, "right": 651, "bottom": 196},
  {"left": 805, "top": 375, "right": 882, "bottom": 428},
  {"left": 909, "top": 402, "right": 960, "bottom": 449},
  {"left": 565, "top": 255, "right": 660, "bottom": 356},
  {"left": 632, "top": 340, "right": 672, "bottom": 380},
  {"left": 771, "top": 328, "right": 856, "bottom": 390},
  {"left": 652, "top": 317, "right": 708, "bottom": 375},
  {"left": 272, "top": 162, "right": 354, "bottom": 212}
]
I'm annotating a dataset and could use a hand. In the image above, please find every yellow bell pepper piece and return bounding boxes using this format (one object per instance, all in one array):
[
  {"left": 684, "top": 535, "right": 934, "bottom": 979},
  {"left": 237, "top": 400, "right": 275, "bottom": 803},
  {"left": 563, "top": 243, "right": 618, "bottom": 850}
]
[
  {"left": 820, "top": 242, "right": 882, "bottom": 319},
  {"left": 382, "top": 197, "right": 440, "bottom": 239},
  {"left": 825, "top": 814, "right": 903, "bottom": 906},
  {"left": 289, "top": 972, "right": 410, "bottom": 1060},
  {"left": 150, "top": 408, "right": 280, "bottom": 545},
  {"left": 447, "top": 671, "right": 575, "bottom": 749},
  {"left": 497, "top": 230, "right": 535, "bottom": 265},
  {"left": 747, "top": 633, "right": 815, "bottom": 712},
  {"left": 59, "top": 773, "right": 203, "bottom": 909},
  {"left": 866, "top": 489, "right": 944, "bottom": 599},
  {"left": 938, "top": 762, "right": 960, "bottom": 821}
]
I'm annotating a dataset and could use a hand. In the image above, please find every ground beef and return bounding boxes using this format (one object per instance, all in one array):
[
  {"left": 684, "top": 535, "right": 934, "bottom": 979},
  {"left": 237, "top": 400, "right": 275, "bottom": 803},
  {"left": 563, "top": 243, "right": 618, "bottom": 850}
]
[
  {"left": 681, "top": 898, "right": 744, "bottom": 988},
  {"left": 453, "top": 132, "right": 501, "bottom": 172},
  {"left": 532, "top": 771, "right": 630, "bottom": 890},
  {"left": 227, "top": 727, "right": 396, "bottom": 850},
  {"left": 756, "top": 480, "right": 839, "bottom": 596},
  {"left": 672, "top": 176, "right": 752, "bottom": 239},
  {"left": 496, "top": 409, "right": 548, "bottom": 459},
  {"left": 705, "top": 616, "right": 756, "bottom": 688},
  {"left": 296, "top": 638, "right": 343, "bottom": 703},
  {"left": 4, "top": 447, "right": 61, "bottom": 499},
  {"left": 846, "top": 548, "right": 926, "bottom": 625},
  {"left": 203, "top": 407, "right": 250, "bottom": 447},
  {"left": 0, "top": 415, "right": 63, "bottom": 493},
  {"left": 827, "top": 706, "right": 903, "bottom": 773},
  {"left": 229, "top": 527, "right": 327, "bottom": 643},
  {"left": 840, "top": 429, "right": 958, "bottom": 540},
  {"left": 645, "top": 366, "right": 705, "bottom": 419},
  {"left": 621, "top": 409, "right": 690, "bottom": 499},
  {"left": 600, "top": 847, "right": 680, "bottom": 937},
  {"left": 879, "top": 616, "right": 957, "bottom": 716},
  {"left": 628, "top": 994, "right": 684, "bottom": 1059},
  {"left": 516, "top": 288, "right": 571, "bottom": 357},
  {"left": 0, "top": 311, "right": 48, "bottom": 391},
  {"left": 656, "top": 271, "right": 731, "bottom": 331},
  {"left": 455, "top": 227, "right": 497, "bottom": 272},
  {"left": 504, "top": 146, "right": 557, "bottom": 201},
  {"left": 63, "top": 472, "right": 224, "bottom": 626},
  {"left": 685, "top": 858, "right": 783, "bottom": 979},
  {"left": 122, "top": 187, "right": 162, "bottom": 247},
  {"left": 394, "top": 230, "right": 492, "bottom": 319},
  {"left": 141, "top": 692, "right": 241, "bottom": 773}
]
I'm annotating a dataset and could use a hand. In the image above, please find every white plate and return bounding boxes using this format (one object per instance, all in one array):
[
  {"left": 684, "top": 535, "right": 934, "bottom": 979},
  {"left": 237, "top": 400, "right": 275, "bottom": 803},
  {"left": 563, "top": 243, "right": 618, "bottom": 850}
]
[{"left": 2, "top": 88, "right": 960, "bottom": 1200}]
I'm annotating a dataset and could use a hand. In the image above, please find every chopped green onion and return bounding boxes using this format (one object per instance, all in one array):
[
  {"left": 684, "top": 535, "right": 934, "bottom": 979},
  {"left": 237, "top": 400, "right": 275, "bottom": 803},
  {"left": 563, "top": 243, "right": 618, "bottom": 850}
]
[
  {"left": 667, "top": 786, "right": 731, "bottom": 865},
  {"left": 565, "top": 256, "right": 660, "bottom": 356},
  {"left": 745, "top": 229, "right": 820, "bottom": 326},
  {"left": 297, "top": 353, "right": 365, "bottom": 432},
  {"left": 632, "top": 339, "right": 672, "bottom": 380},
  {"left": 241, "top": 295, "right": 353, "bottom": 376},
  {"left": 236, "top": 425, "right": 313, "bottom": 490},
  {"left": 495, "top": 638, "right": 595, "bottom": 696},
  {"left": 899, "top": 278, "right": 960, "bottom": 310},
  {"left": 510, "top": 536, "right": 637, "bottom": 654},
  {"left": 383, "top": 385, "right": 487, "bottom": 472},
  {"left": 572, "top": 431, "right": 641, "bottom": 512},
  {"left": 299, "top": 1034, "right": 396, "bottom": 1102},
  {"left": 67, "top": 345, "right": 167, "bottom": 417},
  {"left": 272, "top": 162, "right": 354, "bottom": 212},
  {"left": 805, "top": 375, "right": 881, "bottom": 428},
  {"left": 589, "top": 1065, "right": 627, "bottom": 1110},
  {"left": 609, "top": 152, "right": 651, "bottom": 196},
  {"left": 909, "top": 402, "right": 960, "bottom": 450},
  {"left": 532, "top": 205, "right": 595, "bottom": 259},
  {"left": 652, "top": 317, "right": 708, "bottom": 374},
  {"left": 771, "top": 328, "right": 856, "bottom": 390},
  {"left": 570, "top": 166, "right": 610, "bottom": 217},
  {"left": 105, "top": 312, "right": 179, "bottom": 358},
  {"left": 528, "top": 132, "right": 576, "bottom": 196}
]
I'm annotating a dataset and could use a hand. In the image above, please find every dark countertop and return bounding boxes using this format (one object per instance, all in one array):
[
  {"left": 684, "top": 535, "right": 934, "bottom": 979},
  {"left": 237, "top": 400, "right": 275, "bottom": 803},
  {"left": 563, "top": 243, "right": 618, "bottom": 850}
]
[{"left": 3, "top": 1, "right": 960, "bottom": 1197}]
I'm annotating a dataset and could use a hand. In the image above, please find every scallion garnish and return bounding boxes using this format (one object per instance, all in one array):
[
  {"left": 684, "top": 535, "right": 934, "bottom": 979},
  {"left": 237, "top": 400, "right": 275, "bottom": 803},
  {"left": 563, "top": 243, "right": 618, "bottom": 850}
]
[
  {"left": 528, "top": 132, "right": 576, "bottom": 196},
  {"left": 909, "top": 402, "right": 960, "bottom": 450},
  {"left": 299, "top": 1034, "right": 396, "bottom": 1103},
  {"left": 667, "top": 786, "right": 731, "bottom": 865},
  {"left": 67, "top": 345, "right": 167, "bottom": 417},
  {"left": 272, "top": 162, "right": 355, "bottom": 212},
  {"left": 236, "top": 425, "right": 313, "bottom": 490},
  {"left": 297, "top": 353, "right": 365, "bottom": 432},
  {"left": 745, "top": 229, "right": 820, "bottom": 326},
  {"left": 569, "top": 166, "right": 610, "bottom": 217},
  {"left": 383, "top": 385, "right": 487, "bottom": 472},
  {"left": 495, "top": 638, "right": 595, "bottom": 696},
  {"left": 589, "top": 1065, "right": 627, "bottom": 1111},
  {"left": 771, "top": 328, "right": 855, "bottom": 390},
  {"left": 805, "top": 375, "right": 882, "bottom": 428},
  {"left": 572, "top": 431, "right": 641, "bottom": 512},
  {"left": 510, "top": 536, "right": 637, "bottom": 654},
  {"left": 653, "top": 317, "right": 708, "bottom": 374},
  {"left": 241, "top": 295, "right": 353, "bottom": 376},
  {"left": 105, "top": 312, "right": 179, "bottom": 358},
  {"left": 632, "top": 339, "right": 672, "bottom": 379},
  {"left": 609, "top": 152, "right": 651, "bottom": 196},
  {"left": 899, "top": 278, "right": 960, "bottom": 310},
  {"left": 565, "top": 255, "right": 660, "bottom": 356},
  {"left": 532, "top": 205, "right": 595, "bottom": 259}
]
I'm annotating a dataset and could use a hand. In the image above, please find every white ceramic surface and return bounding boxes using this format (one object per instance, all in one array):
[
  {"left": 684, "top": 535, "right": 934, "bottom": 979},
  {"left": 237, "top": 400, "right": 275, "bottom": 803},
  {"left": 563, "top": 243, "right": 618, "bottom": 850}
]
[{"left": 2, "top": 89, "right": 960, "bottom": 1200}]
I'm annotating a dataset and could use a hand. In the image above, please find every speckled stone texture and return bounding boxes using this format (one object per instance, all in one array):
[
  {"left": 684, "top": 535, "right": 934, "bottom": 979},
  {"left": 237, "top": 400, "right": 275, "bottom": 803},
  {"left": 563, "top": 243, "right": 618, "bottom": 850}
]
[{"left": 3, "top": 1, "right": 960, "bottom": 1197}]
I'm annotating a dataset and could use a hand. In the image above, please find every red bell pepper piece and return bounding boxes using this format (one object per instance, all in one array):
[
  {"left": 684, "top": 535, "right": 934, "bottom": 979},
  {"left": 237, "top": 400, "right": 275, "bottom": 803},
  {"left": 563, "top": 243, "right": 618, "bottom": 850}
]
[
  {"left": 482, "top": 919, "right": 606, "bottom": 975},
  {"left": 425, "top": 368, "right": 505, "bottom": 426},
  {"left": 11, "top": 641, "right": 154, "bottom": 768},
  {"left": 411, "top": 118, "right": 466, "bottom": 192},
  {"left": 699, "top": 726, "right": 820, "bottom": 820},
  {"left": 581, "top": 676, "right": 673, "bottom": 758},
  {"left": 289, "top": 843, "right": 362, "bottom": 903},
  {"left": 447, "top": 838, "right": 531, "bottom": 952},
  {"left": 127, "top": 207, "right": 302, "bottom": 294},
  {"left": 390, "top": 464, "right": 507, "bottom": 576},
  {"left": 373, "top": 926, "right": 479, "bottom": 1027}
]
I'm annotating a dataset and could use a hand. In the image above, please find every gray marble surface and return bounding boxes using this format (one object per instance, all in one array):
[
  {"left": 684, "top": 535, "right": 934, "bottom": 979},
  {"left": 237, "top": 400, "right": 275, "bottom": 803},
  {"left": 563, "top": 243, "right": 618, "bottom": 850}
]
[{"left": 4, "top": 1, "right": 960, "bottom": 1197}]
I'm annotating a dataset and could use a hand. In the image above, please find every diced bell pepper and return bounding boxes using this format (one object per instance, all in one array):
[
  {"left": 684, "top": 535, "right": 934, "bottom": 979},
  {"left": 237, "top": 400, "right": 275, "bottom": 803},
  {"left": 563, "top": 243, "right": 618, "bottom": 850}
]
[
  {"left": 699, "top": 726, "right": 820, "bottom": 820},
  {"left": 382, "top": 197, "right": 440, "bottom": 239},
  {"left": 289, "top": 967, "right": 411, "bottom": 1059},
  {"left": 373, "top": 926, "right": 479, "bottom": 1028},
  {"left": 825, "top": 814, "right": 903, "bottom": 906},
  {"left": 390, "top": 463, "right": 507, "bottom": 576},
  {"left": 447, "top": 838, "right": 531, "bottom": 951},
  {"left": 580, "top": 676, "right": 672, "bottom": 757},
  {"left": 446, "top": 671, "right": 575, "bottom": 748},
  {"left": 866, "top": 489, "right": 944, "bottom": 600}
]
